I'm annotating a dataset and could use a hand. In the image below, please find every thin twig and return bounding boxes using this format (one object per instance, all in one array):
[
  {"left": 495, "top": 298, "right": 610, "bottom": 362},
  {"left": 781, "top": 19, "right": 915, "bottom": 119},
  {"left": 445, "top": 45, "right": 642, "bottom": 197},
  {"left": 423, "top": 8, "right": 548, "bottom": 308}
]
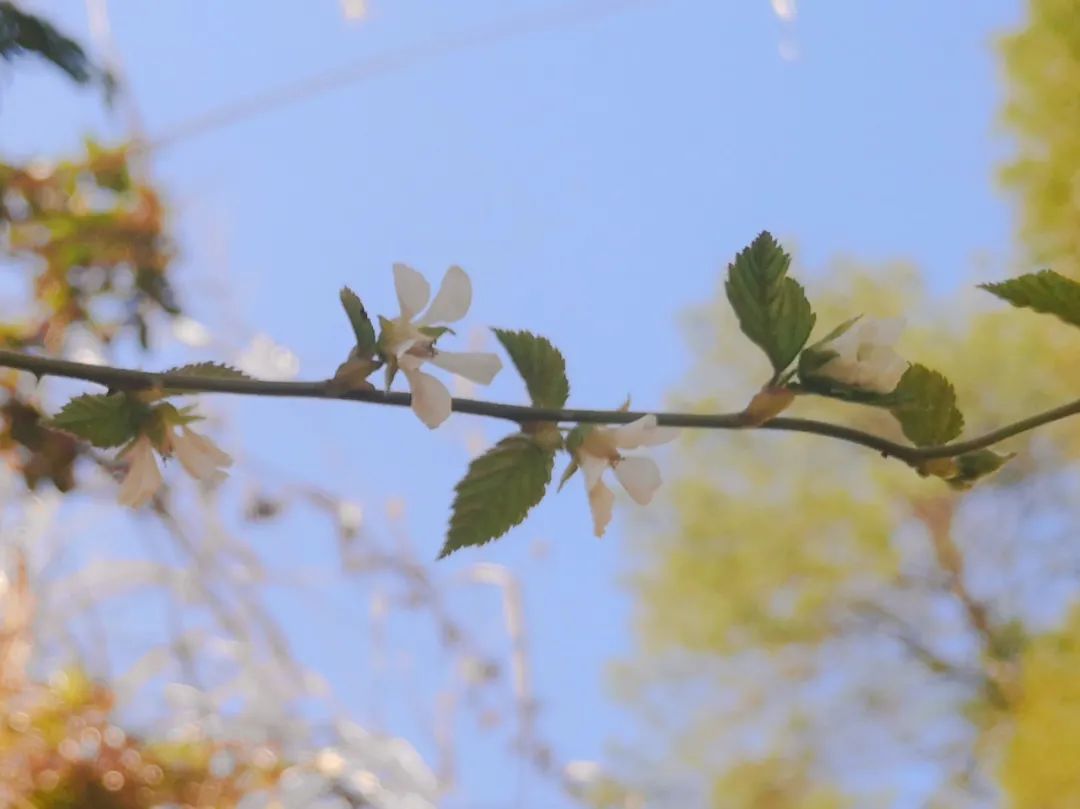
[{"left": 2, "top": 348, "right": 1078, "bottom": 466}]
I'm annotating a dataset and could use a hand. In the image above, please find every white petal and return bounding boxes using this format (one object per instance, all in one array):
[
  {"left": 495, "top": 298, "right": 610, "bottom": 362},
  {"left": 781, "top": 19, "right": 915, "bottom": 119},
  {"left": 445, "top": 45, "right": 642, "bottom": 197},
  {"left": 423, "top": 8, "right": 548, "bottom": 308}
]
[
  {"left": 403, "top": 368, "right": 452, "bottom": 429},
  {"left": 588, "top": 480, "right": 615, "bottom": 538},
  {"left": 864, "top": 317, "right": 905, "bottom": 346},
  {"left": 417, "top": 265, "right": 472, "bottom": 326},
  {"left": 613, "top": 415, "right": 676, "bottom": 448},
  {"left": 185, "top": 427, "right": 232, "bottom": 466},
  {"left": 641, "top": 427, "right": 679, "bottom": 446},
  {"left": 428, "top": 350, "right": 501, "bottom": 385},
  {"left": 118, "top": 437, "right": 163, "bottom": 508},
  {"left": 817, "top": 356, "right": 860, "bottom": 387},
  {"left": 393, "top": 263, "right": 431, "bottom": 320},
  {"left": 612, "top": 415, "right": 656, "bottom": 449},
  {"left": 866, "top": 355, "right": 908, "bottom": 394},
  {"left": 173, "top": 427, "right": 232, "bottom": 486},
  {"left": 613, "top": 456, "right": 662, "bottom": 505},
  {"left": 579, "top": 454, "right": 608, "bottom": 492}
]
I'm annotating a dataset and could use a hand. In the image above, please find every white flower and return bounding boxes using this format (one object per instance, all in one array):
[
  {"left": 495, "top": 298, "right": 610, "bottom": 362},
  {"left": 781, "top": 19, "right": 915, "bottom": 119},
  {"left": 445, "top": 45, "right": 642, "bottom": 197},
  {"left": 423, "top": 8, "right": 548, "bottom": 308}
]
[
  {"left": 384, "top": 263, "right": 502, "bottom": 429},
  {"left": 168, "top": 425, "right": 233, "bottom": 486},
  {"left": 117, "top": 435, "right": 163, "bottom": 508},
  {"left": 816, "top": 317, "right": 908, "bottom": 394},
  {"left": 576, "top": 415, "right": 676, "bottom": 538}
]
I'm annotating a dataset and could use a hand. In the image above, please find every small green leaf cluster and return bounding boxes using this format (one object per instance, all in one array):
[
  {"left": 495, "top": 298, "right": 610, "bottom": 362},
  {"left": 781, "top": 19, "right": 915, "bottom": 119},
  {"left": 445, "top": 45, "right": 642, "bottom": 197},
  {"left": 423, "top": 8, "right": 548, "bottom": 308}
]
[
  {"left": 49, "top": 363, "right": 249, "bottom": 449},
  {"left": 725, "top": 232, "right": 970, "bottom": 456}
]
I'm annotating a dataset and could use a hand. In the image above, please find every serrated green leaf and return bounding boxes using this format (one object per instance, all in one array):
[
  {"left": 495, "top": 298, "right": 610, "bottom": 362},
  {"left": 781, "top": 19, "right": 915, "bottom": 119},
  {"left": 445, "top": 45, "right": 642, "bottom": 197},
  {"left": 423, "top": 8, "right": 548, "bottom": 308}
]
[
  {"left": 440, "top": 434, "right": 554, "bottom": 558},
  {"left": 889, "top": 364, "right": 964, "bottom": 447},
  {"left": 160, "top": 362, "right": 251, "bottom": 396},
  {"left": 492, "top": 328, "right": 570, "bottom": 409},
  {"left": 946, "top": 450, "right": 1015, "bottom": 490},
  {"left": 980, "top": 270, "right": 1080, "bottom": 328},
  {"left": 725, "top": 231, "right": 816, "bottom": 377},
  {"left": 163, "top": 362, "right": 250, "bottom": 380},
  {"left": 50, "top": 393, "right": 144, "bottom": 448},
  {"left": 340, "top": 287, "right": 377, "bottom": 354}
]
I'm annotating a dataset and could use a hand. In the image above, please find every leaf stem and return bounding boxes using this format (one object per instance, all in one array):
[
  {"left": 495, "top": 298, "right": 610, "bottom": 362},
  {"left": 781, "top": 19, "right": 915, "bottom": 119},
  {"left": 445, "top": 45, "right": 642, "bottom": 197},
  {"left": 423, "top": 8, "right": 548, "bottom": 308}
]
[{"left": 1, "top": 349, "right": 1074, "bottom": 467}]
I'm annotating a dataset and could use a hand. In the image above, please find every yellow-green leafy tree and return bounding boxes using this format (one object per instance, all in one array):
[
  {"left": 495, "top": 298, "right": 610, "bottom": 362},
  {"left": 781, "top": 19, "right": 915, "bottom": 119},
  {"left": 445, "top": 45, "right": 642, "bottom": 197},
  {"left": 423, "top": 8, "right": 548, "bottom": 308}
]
[{"left": 616, "top": 3, "right": 1080, "bottom": 804}]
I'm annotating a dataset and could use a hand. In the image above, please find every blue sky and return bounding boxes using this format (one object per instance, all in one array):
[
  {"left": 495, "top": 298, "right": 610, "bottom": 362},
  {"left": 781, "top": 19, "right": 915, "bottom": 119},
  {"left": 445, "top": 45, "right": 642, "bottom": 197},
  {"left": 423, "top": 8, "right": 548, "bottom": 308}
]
[{"left": 3, "top": 1, "right": 1023, "bottom": 806}]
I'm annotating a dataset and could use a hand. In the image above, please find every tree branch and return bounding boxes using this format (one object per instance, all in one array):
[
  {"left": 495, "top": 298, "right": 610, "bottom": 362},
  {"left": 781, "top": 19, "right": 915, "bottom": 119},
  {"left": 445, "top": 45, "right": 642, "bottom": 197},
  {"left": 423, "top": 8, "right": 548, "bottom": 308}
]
[{"left": 2, "top": 348, "right": 1076, "bottom": 466}]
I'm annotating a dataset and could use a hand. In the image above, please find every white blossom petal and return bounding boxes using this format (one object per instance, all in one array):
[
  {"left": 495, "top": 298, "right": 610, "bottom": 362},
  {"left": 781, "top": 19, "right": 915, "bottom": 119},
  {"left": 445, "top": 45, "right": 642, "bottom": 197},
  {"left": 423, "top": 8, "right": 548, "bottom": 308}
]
[
  {"left": 612, "top": 415, "right": 677, "bottom": 449},
  {"left": 417, "top": 265, "right": 472, "bottom": 326},
  {"left": 613, "top": 456, "right": 662, "bottom": 505},
  {"left": 172, "top": 427, "right": 232, "bottom": 486},
  {"left": 579, "top": 454, "right": 608, "bottom": 492},
  {"left": 827, "top": 328, "right": 860, "bottom": 362},
  {"left": 394, "top": 335, "right": 426, "bottom": 361},
  {"left": 612, "top": 415, "right": 657, "bottom": 448},
  {"left": 587, "top": 479, "right": 615, "bottom": 538},
  {"left": 863, "top": 317, "right": 904, "bottom": 346},
  {"left": 393, "top": 263, "right": 431, "bottom": 320},
  {"left": 117, "top": 436, "right": 163, "bottom": 508},
  {"left": 818, "top": 356, "right": 857, "bottom": 386},
  {"left": 403, "top": 367, "right": 452, "bottom": 428},
  {"left": 817, "top": 317, "right": 908, "bottom": 393},
  {"left": 428, "top": 350, "right": 502, "bottom": 385}
]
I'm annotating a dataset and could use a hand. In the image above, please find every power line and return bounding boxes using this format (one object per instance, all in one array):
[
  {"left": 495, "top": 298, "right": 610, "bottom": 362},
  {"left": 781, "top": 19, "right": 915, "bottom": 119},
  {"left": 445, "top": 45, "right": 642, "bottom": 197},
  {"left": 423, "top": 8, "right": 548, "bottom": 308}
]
[{"left": 150, "top": 0, "right": 660, "bottom": 152}]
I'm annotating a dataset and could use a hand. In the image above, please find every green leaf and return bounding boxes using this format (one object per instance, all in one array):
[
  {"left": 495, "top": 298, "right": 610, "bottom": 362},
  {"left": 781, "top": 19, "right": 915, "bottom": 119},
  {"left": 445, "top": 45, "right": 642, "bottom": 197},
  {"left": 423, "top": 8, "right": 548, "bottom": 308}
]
[
  {"left": 163, "top": 362, "right": 249, "bottom": 380},
  {"left": 946, "top": 450, "right": 1015, "bottom": 490},
  {"left": 50, "top": 393, "right": 144, "bottom": 448},
  {"left": 340, "top": 287, "right": 377, "bottom": 355},
  {"left": 980, "top": 270, "right": 1080, "bottom": 329},
  {"left": 492, "top": 328, "right": 570, "bottom": 408},
  {"left": 889, "top": 364, "right": 964, "bottom": 447},
  {"left": 725, "top": 231, "right": 816, "bottom": 377},
  {"left": 160, "top": 362, "right": 250, "bottom": 395},
  {"left": 440, "top": 434, "right": 555, "bottom": 558},
  {"left": 0, "top": 2, "right": 98, "bottom": 86}
]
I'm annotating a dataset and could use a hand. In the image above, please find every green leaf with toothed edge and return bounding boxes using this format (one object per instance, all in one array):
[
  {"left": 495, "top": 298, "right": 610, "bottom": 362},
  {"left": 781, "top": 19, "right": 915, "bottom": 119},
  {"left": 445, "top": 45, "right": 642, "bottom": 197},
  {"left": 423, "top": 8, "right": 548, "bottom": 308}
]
[
  {"left": 889, "top": 364, "right": 964, "bottom": 448},
  {"left": 159, "top": 362, "right": 251, "bottom": 396},
  {"left": 492, "top": 328, "right": 570, "bottom": 409},
  {"left": 440, "top": 434, "right": 554, "bottom": 558},
  {"left": 49, "top": 393, "right": 146, "bottom": 448},
  {"left": 725, "top": 231, "right": 816, "bottom": 377},
  {"left": 980, "top": 270, "right": 1080, "bottom": 329}
]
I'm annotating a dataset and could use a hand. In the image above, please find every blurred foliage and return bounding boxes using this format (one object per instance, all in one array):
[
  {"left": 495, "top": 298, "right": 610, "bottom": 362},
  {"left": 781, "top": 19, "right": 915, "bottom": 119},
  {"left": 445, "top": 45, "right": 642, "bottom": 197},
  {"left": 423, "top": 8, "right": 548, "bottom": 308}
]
[
  {"left": 709, "top": 758, "right": 850, "bottom": 809},
  {"left": 0, "top": 1, "right": 107, "bottom": 89},
  {"left": 0, "top": 140, "right": 180, "bottom": 494},
  {"left": 0, "top": 141, "right": 179, "bottom": 351},
  {"left": 616, "top": 1, "right": 1080, "bottom": 802},
  {"left": 616, "top": 242, "right": 1080, "bottom": 804},
  {"left": 0, "top": 667, "right": 282, "bottom": 808},
  {"left": 1000, "top": 0, "right": 1080, "bottom": 278},
  {"left": 1000, "top": 605, "right": 1080, "bottom": 809}
]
